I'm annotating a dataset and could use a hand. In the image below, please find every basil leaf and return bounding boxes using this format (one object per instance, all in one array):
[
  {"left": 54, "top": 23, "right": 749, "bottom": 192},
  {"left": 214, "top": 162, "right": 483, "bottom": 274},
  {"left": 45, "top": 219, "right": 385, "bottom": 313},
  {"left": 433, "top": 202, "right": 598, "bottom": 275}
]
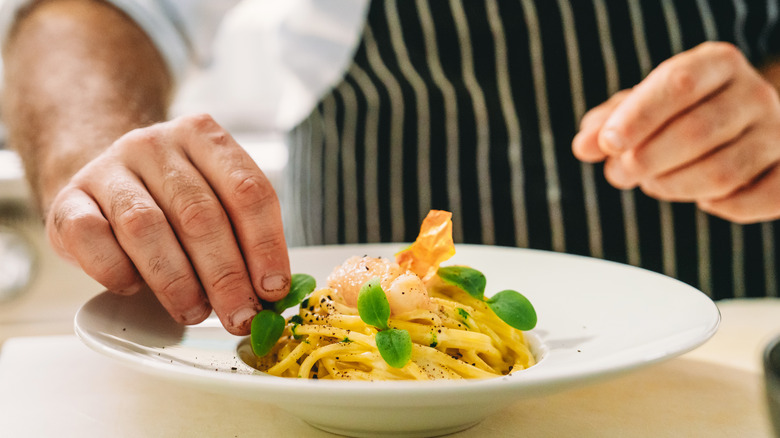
[
  {"left": 250, "top": 310, "right": 286, "bottom": 357},
  {"left": 357, "top": 277, "right": 390, "bottom": 330},
  {"left": 486, "top": 290, "right": 537, "bottom": 331},
  {"left": 437, "top": 266, "right": 486, "bottom": 300},
  {"left": 273, "top": 273, "right": 316, "bottom": 313},
  {"left": 376, "top": 329, "right": 412, "bottom": 368}
]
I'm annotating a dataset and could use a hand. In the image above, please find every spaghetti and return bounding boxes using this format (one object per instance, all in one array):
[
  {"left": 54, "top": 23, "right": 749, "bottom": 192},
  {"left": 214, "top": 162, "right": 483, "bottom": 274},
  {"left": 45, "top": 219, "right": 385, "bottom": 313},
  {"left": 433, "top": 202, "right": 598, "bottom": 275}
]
[{"left": 249, "top": 210, "right": 537, "bottom": 380}]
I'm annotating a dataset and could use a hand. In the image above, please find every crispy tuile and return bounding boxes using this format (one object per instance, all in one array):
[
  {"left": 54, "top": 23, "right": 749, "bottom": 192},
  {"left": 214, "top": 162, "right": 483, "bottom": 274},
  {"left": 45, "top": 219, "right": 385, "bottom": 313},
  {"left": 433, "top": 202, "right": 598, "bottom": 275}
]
[{"left": 395, "top": 210, "right": 456, "bottom": 281}]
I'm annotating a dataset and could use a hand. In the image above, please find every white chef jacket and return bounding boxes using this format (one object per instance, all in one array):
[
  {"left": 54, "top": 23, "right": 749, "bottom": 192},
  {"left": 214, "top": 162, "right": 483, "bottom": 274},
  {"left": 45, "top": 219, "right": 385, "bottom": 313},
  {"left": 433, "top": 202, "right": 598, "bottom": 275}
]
[{"left": 0, "top": 0, "right": 370, "bottom": 132}]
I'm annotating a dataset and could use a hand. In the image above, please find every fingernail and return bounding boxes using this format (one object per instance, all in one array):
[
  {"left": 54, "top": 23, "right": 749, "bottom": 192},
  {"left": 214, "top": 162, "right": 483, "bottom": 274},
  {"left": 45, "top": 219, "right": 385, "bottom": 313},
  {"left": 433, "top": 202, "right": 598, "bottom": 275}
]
[
  {"left": 262, "top": 274, "right": 289, "bottom": 293},
  {"left": 182, "top": 304, "right": 210, "bottom": 324},
  {"left": 114, "top": 282, "right": 144, "bottom": 296},
  {"left": 600, "top": 129, "right": 625, "bottom": 154},
  {"left": 230, "top": 307, "right": 258, "bottom": 332}
]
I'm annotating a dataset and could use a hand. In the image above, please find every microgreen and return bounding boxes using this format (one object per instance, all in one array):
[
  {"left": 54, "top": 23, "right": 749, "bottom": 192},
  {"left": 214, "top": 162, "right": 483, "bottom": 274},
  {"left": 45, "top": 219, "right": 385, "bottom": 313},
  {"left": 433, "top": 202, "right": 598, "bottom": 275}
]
[
  {"left": 437, "top": 266, "right": 486, "bottom": 299},
  {"left": 356, "top": 278, "right": 412, "bottom": 368},
  {"left": 250, "top": 274, "right": 316, "bottom": 357},
  {"left": 437, "top": 266, "right": 537, "bottom": 331}
]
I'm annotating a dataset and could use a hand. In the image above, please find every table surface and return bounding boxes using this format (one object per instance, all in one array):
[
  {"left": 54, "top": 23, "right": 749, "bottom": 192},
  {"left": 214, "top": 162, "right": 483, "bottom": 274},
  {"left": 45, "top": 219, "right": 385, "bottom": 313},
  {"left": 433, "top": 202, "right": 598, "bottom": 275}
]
[{"left": 1, "top": 298, "right": 779, "bottom": 437}]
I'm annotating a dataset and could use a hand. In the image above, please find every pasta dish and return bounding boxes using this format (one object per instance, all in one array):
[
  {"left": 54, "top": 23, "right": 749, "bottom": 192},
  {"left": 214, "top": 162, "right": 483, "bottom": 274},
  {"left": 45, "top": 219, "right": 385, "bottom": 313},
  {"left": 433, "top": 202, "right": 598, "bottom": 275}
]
[{"left": 248, "top": 210, "right": 537, "bottom": 380}]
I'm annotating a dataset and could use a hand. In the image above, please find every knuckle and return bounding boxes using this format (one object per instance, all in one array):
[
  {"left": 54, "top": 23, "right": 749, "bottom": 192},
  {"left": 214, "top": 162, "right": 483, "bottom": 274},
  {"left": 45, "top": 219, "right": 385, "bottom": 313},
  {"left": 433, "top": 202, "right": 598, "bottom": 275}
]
[
  {"left": 227, "top": 171, "right": 276, "bottom": 208},
  {"left": 92, "top": 257, "right": 141, "bottom": 293},
  {"left": 709, "top": 41, "right": 743, "bottom": 65},
  {"left": 249, "top": 235, "right": 286, "bottom": 256},
  {"left": 114, "top": 202, "right": 167, "bottom": 241},
  {"left": 117, "top": 126, "right": 166, "bottom": 153},
  {"left": 180, "top": 113, "right": 220, "bottom": 133},
  {"left": 209, "top": 265, "right": 249, "bottom": 293},
  {"left": 53, "top": 204, "right": 105, "bottom": 237},
  {"left": 158, "top": 272, "right": 199, "bottom": 300},
  {"left": 176, "top": 113, "right": 233, "bottom": 148},
  {"left": 175, "top": 195, "right": 225, "bottom": 240},
  {"left": 665, "top": 65, "right": 697, "bottom": 97},
  {"left": 207, "top": 130, "right": 230, "bottom": 146}
]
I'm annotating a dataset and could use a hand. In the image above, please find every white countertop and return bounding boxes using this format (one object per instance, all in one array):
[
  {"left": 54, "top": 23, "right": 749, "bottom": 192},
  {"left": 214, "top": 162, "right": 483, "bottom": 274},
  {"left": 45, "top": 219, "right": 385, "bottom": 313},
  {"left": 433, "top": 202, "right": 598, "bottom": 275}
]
[{"left": 1, "top": 298, "right": 778, "bottom": 437}]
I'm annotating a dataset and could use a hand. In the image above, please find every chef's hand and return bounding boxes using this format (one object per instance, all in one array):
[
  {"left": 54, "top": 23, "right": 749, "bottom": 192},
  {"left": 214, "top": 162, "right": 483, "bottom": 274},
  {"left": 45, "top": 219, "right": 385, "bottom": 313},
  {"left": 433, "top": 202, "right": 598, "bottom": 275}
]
[
  {"left": 46, "top": 114, "right": 290, "bottom": 335},
  {"left": 573, "top": 41, "right": 780, "bottom": 223}
]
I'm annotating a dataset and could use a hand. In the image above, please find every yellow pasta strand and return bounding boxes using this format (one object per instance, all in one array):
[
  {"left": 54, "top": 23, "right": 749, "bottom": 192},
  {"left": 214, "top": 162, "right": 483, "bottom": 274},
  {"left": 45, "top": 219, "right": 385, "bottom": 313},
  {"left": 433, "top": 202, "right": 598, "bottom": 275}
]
[{"left": 255, "top": 282, "right": 536, "bottom": 380}]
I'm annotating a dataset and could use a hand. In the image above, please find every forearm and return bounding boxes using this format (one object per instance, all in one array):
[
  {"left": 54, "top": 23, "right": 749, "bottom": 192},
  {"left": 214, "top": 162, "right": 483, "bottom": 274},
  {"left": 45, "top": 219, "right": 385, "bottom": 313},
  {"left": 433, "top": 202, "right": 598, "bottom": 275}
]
[{"left": 1, "top": 0, "right": 172, "bottom": 212}]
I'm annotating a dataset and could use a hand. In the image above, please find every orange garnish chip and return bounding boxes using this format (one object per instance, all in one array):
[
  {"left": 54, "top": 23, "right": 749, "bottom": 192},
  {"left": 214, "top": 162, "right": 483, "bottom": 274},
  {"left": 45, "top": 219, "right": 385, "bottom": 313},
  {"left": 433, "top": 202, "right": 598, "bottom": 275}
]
[{"left": 395, "top": 210, "right": 456, "bottom": 281}]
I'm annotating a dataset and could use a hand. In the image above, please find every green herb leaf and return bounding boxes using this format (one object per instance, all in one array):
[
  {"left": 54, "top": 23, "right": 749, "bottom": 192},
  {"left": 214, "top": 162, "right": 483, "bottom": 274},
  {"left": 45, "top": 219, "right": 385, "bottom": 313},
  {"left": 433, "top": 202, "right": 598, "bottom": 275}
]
[
  {"left": 250, "top": 310, "right": 286, "bottom": 357},
  {"left": 289, "top": 314, "right": 304, "bottom": 340},
  {"left": 437, "top": 266, "right": 486, "bottom": 300},
  {"left": 456, "top": 307, "right": 471, "bottom": 328},
  {"left": 375, "top": 329, "right": 412, "bottom": 368},
  {"left": 486, "top": 290, "right": 537, "bottom": 331},
  {"left": 273, "top": 273, "right": 316, "bottom": 313},
  {"left": 357, "top": 277, "right": 390, "bottom": 330}
]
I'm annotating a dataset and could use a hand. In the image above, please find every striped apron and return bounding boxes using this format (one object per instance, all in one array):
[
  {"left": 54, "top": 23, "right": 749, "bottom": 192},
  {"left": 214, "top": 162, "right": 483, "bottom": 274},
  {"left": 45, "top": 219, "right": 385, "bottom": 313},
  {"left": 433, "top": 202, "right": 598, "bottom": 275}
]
[{"left": 284, "top": 0, "right": 780, "bottom": 300}]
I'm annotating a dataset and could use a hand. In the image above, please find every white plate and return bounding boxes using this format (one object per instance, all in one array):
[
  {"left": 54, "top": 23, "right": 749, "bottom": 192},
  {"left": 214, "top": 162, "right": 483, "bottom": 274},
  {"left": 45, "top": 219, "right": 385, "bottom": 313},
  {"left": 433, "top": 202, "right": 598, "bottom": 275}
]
[{"left": 75, "top": 244, "right": 720, "bottom": 438}]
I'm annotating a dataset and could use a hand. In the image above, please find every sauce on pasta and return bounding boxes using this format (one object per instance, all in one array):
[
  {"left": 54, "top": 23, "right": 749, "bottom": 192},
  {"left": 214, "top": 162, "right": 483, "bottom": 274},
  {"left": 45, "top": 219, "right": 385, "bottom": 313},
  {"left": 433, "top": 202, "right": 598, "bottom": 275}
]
[{"left": 249, "top": 210, "right": 537, "bottom": 380}]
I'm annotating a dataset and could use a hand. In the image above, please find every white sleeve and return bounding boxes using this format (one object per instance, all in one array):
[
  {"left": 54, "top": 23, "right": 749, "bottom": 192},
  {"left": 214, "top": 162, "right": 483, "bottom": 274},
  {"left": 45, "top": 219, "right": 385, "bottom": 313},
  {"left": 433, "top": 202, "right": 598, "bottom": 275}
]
[
  {"left": 0, "top": 0, "right": 238, "bottom": 86},
  {"left": 0, "top": 0, "right": 371, "bottom": 132},
  {"left": 171, "top": 0, "right": 371, "bottom": 132}
]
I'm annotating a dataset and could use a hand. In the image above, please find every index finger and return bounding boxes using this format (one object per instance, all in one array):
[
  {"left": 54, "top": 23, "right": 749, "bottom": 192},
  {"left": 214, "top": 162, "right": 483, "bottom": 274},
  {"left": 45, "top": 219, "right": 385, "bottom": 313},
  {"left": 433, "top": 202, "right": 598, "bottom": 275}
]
[
  {"left": 175, "top": 115, "right": 291, "bottom": 302},
  {"left": 572, "top": 90, "right": 630, "bottom": 162},
  {"left": 598, "top": 42, "right": 744, "bottom": 154}
]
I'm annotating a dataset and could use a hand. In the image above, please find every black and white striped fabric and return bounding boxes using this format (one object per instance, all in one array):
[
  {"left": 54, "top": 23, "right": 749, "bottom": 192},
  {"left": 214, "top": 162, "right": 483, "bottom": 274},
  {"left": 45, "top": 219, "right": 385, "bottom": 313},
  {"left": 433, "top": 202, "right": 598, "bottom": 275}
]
[{"left": 284, "top": 0, "right": 780, "bottom": 300}]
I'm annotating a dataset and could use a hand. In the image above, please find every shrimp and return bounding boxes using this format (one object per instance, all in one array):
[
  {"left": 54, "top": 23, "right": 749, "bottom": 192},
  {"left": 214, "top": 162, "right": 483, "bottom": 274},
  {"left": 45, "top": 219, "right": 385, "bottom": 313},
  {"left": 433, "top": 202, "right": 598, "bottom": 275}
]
[{"left": 327, "top": 256, "right": 434, "bottom": 315}]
